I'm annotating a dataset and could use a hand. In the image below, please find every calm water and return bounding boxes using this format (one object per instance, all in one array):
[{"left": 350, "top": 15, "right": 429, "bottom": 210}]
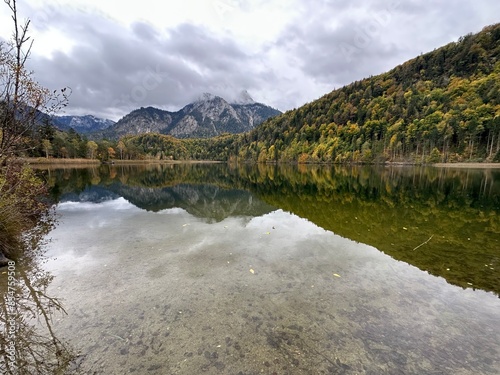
[{"left": 1, "top": 163, "right": 499, "bottom": 374}]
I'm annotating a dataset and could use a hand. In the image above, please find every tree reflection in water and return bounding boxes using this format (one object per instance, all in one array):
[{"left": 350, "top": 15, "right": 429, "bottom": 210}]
[{"left": 0, "top": 214, "right": 78, "bottom": 374}]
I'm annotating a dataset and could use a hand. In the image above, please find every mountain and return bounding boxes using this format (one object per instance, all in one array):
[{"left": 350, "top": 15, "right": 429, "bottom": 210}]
[
  {"left": 231, "top": 23, "right": 500, "bottom": 164},
  {"left": 52, "top": 115, "right": 115, "bottom": 134},
  {"left": 100, "top": 107, "right": 176, "bottom": 138},
  {"left": 99, "top": 92, "right": 281, "bottom": 140}
]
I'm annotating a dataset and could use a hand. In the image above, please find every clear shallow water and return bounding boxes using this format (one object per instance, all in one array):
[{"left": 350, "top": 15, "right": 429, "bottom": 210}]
[{"left": 2, "top": 163, "right": 500, "bottom": 374}]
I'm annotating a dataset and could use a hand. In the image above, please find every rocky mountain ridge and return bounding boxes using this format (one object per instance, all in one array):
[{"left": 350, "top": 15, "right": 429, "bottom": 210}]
[{"left": 100, "top": 91, "right": 281, "bottom": 139}]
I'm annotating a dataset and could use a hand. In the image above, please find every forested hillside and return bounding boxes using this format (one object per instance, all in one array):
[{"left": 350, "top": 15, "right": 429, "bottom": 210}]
[{"left": 235, "top": 23, "right": 500, "bottom": 164}]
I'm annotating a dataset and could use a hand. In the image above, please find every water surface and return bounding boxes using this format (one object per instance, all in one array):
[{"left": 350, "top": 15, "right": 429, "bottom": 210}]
[{"left": 3, "top": 163, "right": 500, "bottom": 374}]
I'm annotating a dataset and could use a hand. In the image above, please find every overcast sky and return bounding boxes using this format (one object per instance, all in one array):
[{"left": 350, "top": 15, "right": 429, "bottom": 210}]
[{"left": 1, "top": 0, "right": 499, "bottom": 121}]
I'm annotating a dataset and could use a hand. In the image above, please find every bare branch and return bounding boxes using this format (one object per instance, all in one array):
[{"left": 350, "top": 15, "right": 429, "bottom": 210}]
[{"left": 1, "top": 0, "right": 70, "bottom": 160}]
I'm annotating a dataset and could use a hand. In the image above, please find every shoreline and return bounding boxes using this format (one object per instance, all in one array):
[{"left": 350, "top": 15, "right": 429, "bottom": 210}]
[
  {"left": 18, "top": 158, "right": 500, "bottom": 169},
  {"left": 431, "top": 162, "right": 500, "bottom": 169}
]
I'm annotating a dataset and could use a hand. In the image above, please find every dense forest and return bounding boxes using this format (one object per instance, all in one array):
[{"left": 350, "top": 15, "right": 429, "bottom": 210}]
[{"left": 24, "top": 23, "right": 500, "bottom": 164}]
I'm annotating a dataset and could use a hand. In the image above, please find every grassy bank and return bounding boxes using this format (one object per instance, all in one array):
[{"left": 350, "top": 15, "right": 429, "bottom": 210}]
[
  {"left": 21, "top": 157, "right": 224, "bottom": 166},
  {"left": 20, "top": 157, "right": 100, "bottom": 165},
  {"left": 110, "top": 159, "right": 224, "bottom": 165}
]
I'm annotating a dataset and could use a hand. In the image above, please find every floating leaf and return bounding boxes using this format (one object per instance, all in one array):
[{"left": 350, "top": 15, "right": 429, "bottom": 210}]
[
  {"left": 265, "top": 232, "right": 270, "bottom": 235},
  {"left": 249, "top": 269, "right": 255, "bottom": 274},
  {"left": 182, "top": 224, "right": 190, "bottom": 227},
  {"left": 333, "top": 273, "right": 341, "bottom": 278}
]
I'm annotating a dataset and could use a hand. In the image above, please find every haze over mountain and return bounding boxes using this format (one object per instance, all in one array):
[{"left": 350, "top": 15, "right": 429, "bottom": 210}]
[
  {"left": 52, "top": 115, "right": 115, "bottom": 134},
  {"left": 97, "top": 91, "right": 281, "bottom": 140}
]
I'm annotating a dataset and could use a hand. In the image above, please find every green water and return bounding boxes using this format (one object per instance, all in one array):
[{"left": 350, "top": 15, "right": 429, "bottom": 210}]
[{"left": 1, "top": 163, "right": 499, "bottom": 374}]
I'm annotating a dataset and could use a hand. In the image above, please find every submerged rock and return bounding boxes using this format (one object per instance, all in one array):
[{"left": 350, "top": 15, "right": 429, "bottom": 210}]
[{"left": 0, "top": 252, "right": 11, "bottom": 267}]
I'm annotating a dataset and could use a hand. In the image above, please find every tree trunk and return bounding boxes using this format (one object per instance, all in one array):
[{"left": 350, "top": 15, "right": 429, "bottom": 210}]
[
  {"left": 486, "top": 131, "right": 491, "bottom": 158},
  {"left": 497, "top": 131, "right": 500, "bottom": 153},
  {"left": 442, "top": 138, "right": 448, "bottom": 162},
  {"left": 489, "top": 133, "right": 495, "bottom": 158}
]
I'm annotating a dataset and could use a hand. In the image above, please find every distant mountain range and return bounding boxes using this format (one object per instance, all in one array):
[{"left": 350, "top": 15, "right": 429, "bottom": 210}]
[
  {"left": 50, "top": 91, "right": 281, "bottom": 140},
  {"left": 52, "top": 115, "right": 116, "bottom": 134}
]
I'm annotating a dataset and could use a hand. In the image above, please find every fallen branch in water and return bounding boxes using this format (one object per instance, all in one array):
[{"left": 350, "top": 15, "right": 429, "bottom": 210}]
[
  {"left": 412, "top": 235, "right": 434, "bottom": 251},
  {"left": 106, "top": 333, "right": 126, "bottom": 341}
]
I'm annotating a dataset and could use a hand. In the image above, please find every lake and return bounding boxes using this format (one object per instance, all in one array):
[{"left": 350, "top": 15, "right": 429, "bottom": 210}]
[{"left": 2, "top": 163, "right": 499, "bottom": 374}]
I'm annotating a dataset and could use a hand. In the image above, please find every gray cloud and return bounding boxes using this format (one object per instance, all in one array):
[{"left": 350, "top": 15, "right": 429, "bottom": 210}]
[
  {"left": 278, "top": 0, "right": 500, "bottom": 88},
  {"left": 28, "top": 7, "right": 268, "bottom": 119},
  {"left": 16, "top": 0, "right": 500, "bottom": 120}
]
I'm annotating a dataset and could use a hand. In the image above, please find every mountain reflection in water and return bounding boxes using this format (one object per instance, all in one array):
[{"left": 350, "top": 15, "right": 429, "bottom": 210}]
[{"left": 44, "top": 163, "right": 500, "bottom": 296}]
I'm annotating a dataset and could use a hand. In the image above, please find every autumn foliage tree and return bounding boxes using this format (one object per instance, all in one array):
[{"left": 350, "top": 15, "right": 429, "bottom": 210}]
[
  {"left": 0, "top": 0, "right": 68, "bottom": 264},
  {"left": 0, "top": 0, "right": 69, "bottom": 161}
]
